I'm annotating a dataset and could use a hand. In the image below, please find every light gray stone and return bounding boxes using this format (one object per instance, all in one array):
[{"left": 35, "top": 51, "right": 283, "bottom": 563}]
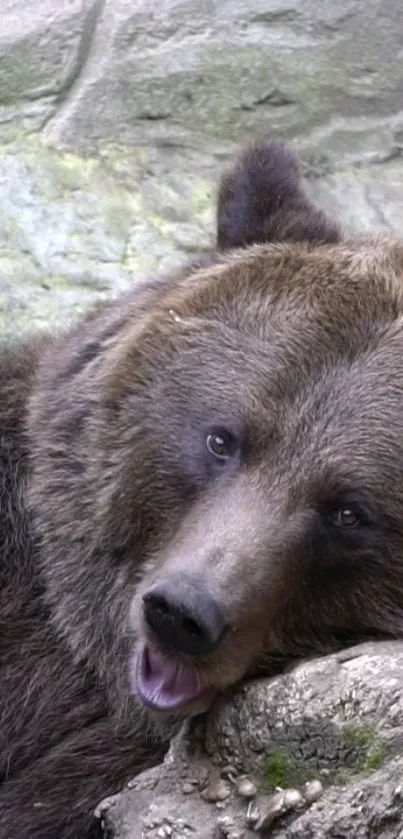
[
  {"left": 96, "top": 641, "right": 403, "bottom": 838},
  {"left": 0, "top": 0, "right": 101, "bottom": 135},
  {"left": 0, "top": 0, "right": 403, "bottom": 165}
]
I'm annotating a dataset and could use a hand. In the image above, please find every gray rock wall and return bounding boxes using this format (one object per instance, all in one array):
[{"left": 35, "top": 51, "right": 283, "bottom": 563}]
[{"left": 2, "top": 0, "right": 403, "bottom": 164}]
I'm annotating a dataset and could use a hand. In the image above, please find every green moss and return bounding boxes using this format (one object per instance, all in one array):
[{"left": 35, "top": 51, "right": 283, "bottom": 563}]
[
  {"left": 363, "top": 745, "right": 385, "bottom": 774},
  {"left": 191, "top": 181, "right": 213, "bottom": 215},
  {"left": 262, "top": 723, "right": 387, "bottom": 793},
  {"left": 264, "top": 752, "right": 292, "bottom": 788},
  {"left": 343, "top": 724, "right": 387, "bottom": 777},
  {"left": 147, "top": 212, "right": 172, "bottom": 237},
  {"left": 263, "top": 749, "right": 316, "bottom": 790}
]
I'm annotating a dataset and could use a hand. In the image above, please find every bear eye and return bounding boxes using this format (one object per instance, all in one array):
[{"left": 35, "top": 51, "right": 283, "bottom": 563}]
[
  {"left": 332, "top": 506, "right": 360, "bottom": 528},
  {"left": 206, "top": 429, "right": 237, "bottom": 460}
]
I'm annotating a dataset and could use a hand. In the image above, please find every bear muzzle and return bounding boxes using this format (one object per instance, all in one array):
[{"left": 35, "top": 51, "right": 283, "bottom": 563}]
[{"left": 132, "top": 578, "right": 228, "bottom": 712}]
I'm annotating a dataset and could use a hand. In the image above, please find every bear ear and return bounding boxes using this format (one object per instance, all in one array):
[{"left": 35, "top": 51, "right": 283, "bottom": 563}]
[{"left": 216, "top": 140, "right": 341, "bottom": 250}]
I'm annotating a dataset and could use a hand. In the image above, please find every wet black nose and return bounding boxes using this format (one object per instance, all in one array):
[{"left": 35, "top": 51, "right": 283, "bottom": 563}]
[{"left": 143, "top": 580, "right": 227, "bottom": 656}]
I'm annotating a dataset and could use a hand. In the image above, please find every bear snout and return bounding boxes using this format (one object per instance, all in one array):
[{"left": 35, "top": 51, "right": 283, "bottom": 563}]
[{"left": 142, "top": 578, "right": 228, "bottom": 656}]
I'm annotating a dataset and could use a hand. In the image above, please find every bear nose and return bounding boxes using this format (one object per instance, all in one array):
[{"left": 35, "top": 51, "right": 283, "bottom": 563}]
[{"left": 143, "top": 580, "right": 227, "bottom": 656}]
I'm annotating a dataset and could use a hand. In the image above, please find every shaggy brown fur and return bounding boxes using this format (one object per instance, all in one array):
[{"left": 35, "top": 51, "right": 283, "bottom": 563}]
[{"left": 2, "top": 140, "right": 403, "bottom": 837}]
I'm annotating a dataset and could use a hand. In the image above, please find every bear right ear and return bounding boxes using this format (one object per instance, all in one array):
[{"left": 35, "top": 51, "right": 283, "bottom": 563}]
[{"left": 216, "top": 140, "right": 340, "bottom": 250}]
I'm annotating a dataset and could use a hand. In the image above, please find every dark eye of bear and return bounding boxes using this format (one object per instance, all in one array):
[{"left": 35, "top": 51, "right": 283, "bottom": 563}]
[
  {"left": 333, "top": 506, "right": 361, "bottom": 528},
  {"left": 206, "top": 429, "right": 237, "bottom": 460}
]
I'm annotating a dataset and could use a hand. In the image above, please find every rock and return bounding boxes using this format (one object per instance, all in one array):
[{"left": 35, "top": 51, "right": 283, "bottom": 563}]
[
  {"left": 0, "top": 136, "right": 216, "bottom": 338},
  {"left": 1, "top": 0, "right": 403, "bottom": 167},
  {"left": 236, "top": 779, "right": 257, "bottom": 799},
  {"left": 0, "top": 0, "right": 100, "bottom": 137},
  {"left": 252, "top": 789, "right": 305, "bottom": 832},
  {"left": 201, "top": 774, "right": 232, "bottom": 803},
  {"left": 301, "top": 779, "right": 324, "bottom": 805},
  {"left": 96, "top": 641, "right": 403, "bottom": 837}
]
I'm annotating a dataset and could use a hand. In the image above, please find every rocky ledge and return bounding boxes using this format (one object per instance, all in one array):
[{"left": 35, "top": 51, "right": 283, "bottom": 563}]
[{"left": 97, "top": 642, "right": 403, "bottom": 838}]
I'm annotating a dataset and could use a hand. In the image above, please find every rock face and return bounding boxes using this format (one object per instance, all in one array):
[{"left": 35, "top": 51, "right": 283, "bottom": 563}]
[
  {"left": 2, "top": 138, "right": 403, "bottom": 340},
  {"left": 2, "top": 0, "right": 403, "bottom": 164},
  {"left": 96, "top": 642, "right": 403, "bottom": 838}
]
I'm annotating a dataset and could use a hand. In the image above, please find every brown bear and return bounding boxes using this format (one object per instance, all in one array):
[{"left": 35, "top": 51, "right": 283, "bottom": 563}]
[{"left": 1, "top": 139, "right": 403, "bottom": 838}]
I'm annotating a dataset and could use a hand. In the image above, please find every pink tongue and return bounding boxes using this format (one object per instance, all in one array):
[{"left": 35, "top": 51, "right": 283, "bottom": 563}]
[{"left": 135, "top": 646, "right": 202, "bottom": 710}]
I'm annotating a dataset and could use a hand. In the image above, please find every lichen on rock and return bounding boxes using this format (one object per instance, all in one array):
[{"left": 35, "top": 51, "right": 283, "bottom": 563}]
[{"left": 97, "top": 642, "right": 403, "bottom": 837}]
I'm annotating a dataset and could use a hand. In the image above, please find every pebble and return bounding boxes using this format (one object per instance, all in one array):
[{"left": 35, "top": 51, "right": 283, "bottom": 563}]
[
  {"left": 197, "top": 767, "right": 210, "bottom": 788},
  {"left": 202, "top": 778, "right": 232, "bottom": 802},
  {"left": 217, "top": 815, "right": 235, "bottom": 836},
  {"left": 253, "top": 791, "right": 286, "bottom": 832},
  {"left": 217, "top": 816, "right": 245, "bottom": 839},
  {"left": 182, "top": 782, "right": 195, "bottom": 795},
  {"left": 221, "top": 765, "right": 237, "bottom": 780},
  {"left": 283, "top": 789, "right": 304, "bottom": 810},
  {"left": 302, "top": 780, "right": 324, "bottom": 805},
  {"left": 157, "top": 827, "right": 172, "bottom": 838},
  {"left": 250, "top": 788, "right": 304, "bottom": 833},
  {"left": 237, "top": 778, "right": 257, "bottom": 799},
  {"left": 246, "top": 802, "right": 260, "bottom": 826}
]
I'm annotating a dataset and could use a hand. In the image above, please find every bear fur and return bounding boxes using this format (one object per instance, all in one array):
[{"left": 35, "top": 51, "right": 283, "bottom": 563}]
[{"left": 2, "top": 140, "right": 403, "bottom": 837}]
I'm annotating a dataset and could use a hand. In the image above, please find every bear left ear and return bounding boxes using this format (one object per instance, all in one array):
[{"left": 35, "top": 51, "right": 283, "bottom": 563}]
[{"left": 216, "top": 140, "right": 341, "bottom": 250}]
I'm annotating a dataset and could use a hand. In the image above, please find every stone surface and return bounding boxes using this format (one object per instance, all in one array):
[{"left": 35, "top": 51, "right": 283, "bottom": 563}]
[
  {"left": 96, "top": 641, "right": 403, "bottom": 838},
  {"left": 0, "top": 137, "right": 217, "bottom": 337},
  {"left": 1, "top": 0, "right": 403, "bottom": 165},
  {"left": 2, "top": 136, "right": 403, "bottom": 340},
  {"left": 0, "top": 0, "right": 100, "bottom": 136}
]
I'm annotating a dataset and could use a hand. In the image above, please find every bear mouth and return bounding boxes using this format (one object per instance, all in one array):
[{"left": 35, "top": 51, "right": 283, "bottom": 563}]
[{"left": 134, "top": 644, "right": 209, "bottom": 712}]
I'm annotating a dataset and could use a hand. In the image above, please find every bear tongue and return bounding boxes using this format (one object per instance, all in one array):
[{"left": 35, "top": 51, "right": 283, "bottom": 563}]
[{"left": 136, "top": 645, "right": 202, "bottom": 710}]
